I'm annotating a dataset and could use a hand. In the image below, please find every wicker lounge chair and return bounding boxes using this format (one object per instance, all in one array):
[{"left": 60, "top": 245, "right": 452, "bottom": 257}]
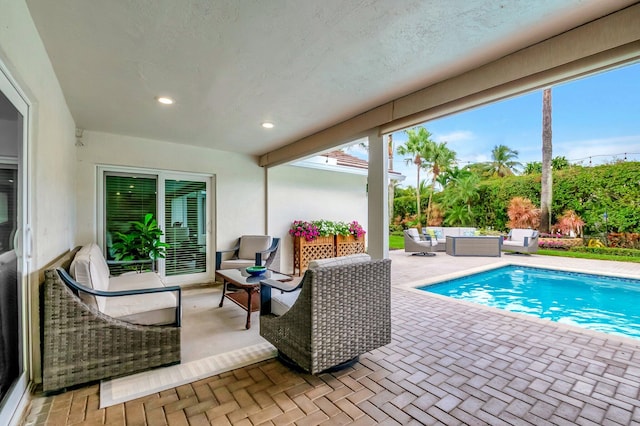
[
  {"left": 403, "top": 228, "right": 437, "bottom": 256},
  {"left": 260, "top": 254, "right": 391, "bottom": 374},
  {"left": 41, "top": 247, "right": 181, "bottom": 392},
  {"left": 502, "top": 228, "right": 539, "bottom": 254}
]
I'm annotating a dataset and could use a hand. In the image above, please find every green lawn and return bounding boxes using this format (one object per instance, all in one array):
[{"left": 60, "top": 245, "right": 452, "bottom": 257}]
[
  {"left": 387, "top": 234, "right": 640, "bottom": 263},
  {"left": 389, "top": 234, "right": 404, "bottom": 250},
  {"left": 536, "top": 249, "right": 640, "bottom": 263}
]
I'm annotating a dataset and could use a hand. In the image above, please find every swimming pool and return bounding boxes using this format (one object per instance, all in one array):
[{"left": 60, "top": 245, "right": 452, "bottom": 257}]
[{"left": 419, "top": 265, "right": 640, "bottom": 340}]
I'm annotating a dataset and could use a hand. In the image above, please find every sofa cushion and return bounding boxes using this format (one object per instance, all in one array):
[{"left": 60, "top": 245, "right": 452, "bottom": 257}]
[
  {"left": 69, "top": 244, "right": 95, "bottom": 287},
  {"left": 308, "top": 253, "right": 371, "bottom": 269},
  {"left": 271, "top": 290, "right": 301, "bottom": 316},
  {"left": 509, "top": 229, "right": 537, "bottom": 243},
  {"left": 405, "top": 228, "right": 421, "bottom": 241},
  {"left": 69, "top": 243, "right": 111, "bottom": 309},
  {"left": 104, "top": 272, "right": 176, "bottom": 325},
  {"left": 238, "top": 235, "right": 272, "bottom": 261},
  {"left": 219, "top": 259, "right": 257, "bottom": 270}
]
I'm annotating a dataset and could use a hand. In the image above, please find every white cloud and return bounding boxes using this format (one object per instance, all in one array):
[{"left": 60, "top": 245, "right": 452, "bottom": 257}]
[
  {"left": 435, "top": 130, "right": 475, "bottom": 144},
  {"left": 556, "top": 135, "right": 640, "bottom": 165}
]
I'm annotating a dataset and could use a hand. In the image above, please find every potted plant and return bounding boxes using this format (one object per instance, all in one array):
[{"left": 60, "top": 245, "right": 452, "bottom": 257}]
[{"left": 112, "top": 213, "right": 170, "bottom": 272}]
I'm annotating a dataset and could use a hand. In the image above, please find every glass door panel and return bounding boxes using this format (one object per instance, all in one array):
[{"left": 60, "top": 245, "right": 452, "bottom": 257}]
[
  {"left": 0, "top": 168, "right": 18, "bottom": 406},
  {"left": 164, "top": 180, "right": 207, "bottom": 276},
  {"left": 104, "top": 173, "right": 157, "bottom": 273}
]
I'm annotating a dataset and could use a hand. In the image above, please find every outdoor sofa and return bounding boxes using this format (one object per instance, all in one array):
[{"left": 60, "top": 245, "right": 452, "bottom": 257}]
[
  {"left": 423, "top": 226, "right": 477, "bottom": 251},
  {"left": 259, "top": 254, "right": 391, "bottom": 374},
  {"left": 42, "top": 243, "right": 181, "bottom": 392}
]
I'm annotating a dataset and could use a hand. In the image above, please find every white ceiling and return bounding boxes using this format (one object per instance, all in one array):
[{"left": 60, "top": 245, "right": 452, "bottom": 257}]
[{"left": 25, "top": 0, "right": 636, "bottom": 157}]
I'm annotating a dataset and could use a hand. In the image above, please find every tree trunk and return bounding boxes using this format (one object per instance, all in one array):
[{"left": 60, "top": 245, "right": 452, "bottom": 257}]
[
  {"left": 541, "top": 88, "right": 553, "bottom": 233},
  {"left": 415, "top": 165, "right": 421, "bottom": 229},
  {"left": 388, "top": 135, "right": 395, "bottom": 224}
]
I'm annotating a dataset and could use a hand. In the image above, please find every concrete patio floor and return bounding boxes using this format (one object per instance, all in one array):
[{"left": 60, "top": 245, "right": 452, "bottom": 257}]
[{"left": 23, "top": 251, "right": 640, "bottom": 425}]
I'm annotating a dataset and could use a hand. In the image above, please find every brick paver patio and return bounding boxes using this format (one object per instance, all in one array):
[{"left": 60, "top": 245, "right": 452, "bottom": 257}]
[{"left": 22, "top": 252, "right": 640, "bottom": 425}]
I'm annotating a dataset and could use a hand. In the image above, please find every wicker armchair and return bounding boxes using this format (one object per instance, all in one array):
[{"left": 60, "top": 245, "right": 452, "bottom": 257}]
[
  {"left": 41, "top": 251, "right": 181, "bottom": 392},
  {"left": 260, "top": 255, "right": 391, "bottom": 374},
  {"left": 404, "top": 229, "right": 437, "bottom": 256}
]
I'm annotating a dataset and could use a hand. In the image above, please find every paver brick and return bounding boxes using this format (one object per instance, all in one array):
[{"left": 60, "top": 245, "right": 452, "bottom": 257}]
[{"left": 22, "top": 259, "right": 640, "bottom": 426}]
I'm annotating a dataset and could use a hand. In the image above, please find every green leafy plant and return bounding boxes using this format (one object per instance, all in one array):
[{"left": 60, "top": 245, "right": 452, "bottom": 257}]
[
  {"left": 312, "top": 219, "right": 338, "bottom": 237},
  {"left": 112, "top": 213, "right": 170, "bottom": 268},
  {"left": 334, "top": 221, "right": 351, "bottom": 237}
]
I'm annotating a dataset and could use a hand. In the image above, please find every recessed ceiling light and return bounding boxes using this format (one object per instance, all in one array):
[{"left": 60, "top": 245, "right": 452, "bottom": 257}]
[
  {"left": 261, "top": 122, "right": 274, "bottom": 129},
  {"left": 157, "top": 96, "right": 174, "bottom": 105}
]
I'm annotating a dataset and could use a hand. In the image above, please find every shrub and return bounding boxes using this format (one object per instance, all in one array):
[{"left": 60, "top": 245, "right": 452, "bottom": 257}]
[
  {"left": 553, "top": 210, "right": 585, "bottom": 237},
  {"left": 507, "top": 197, "right": 540, "bottom": 229},
  {"left": 538, "top": 237, "right": 583, "bottom": 250},
  {"left": 571, "top": 246, "right": 640, "bottom": 257},
  {"left": 607, "top": 232, "right": 640, "bottom": 249}
]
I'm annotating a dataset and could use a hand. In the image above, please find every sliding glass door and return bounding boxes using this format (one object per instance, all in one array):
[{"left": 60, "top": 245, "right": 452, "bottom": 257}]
[
  {"left": 101, "top": 169, "right": 212, "bottom": 283},
  {"left": 164, "top": 179, "right": 207, "bottom": 276},
  {"left": 0, "top": 67, "right": 28, "bottom": 425}
]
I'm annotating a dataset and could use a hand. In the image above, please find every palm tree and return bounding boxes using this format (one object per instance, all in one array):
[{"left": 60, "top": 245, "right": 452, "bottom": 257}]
[
  {"left": 442, "top": 173, "right": 480, "bottom": 226},
  {"left": 423, "top": 141, "right": 457, "bottom": 225},
  {"left": 523, "top": 161, "right": 542, "bottom": 175},
  {"left": 540, "top": 88, "right": 553, "bottom": 233},
  {"left": 487, "top": 144, "right": 522, "bottom": 177},
  {"left": 397, "top": 127, "right": 435, "bottom": 228}
]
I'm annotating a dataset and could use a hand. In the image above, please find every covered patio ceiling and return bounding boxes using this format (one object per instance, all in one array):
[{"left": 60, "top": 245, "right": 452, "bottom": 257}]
[{"left": 26, "top": 1, "right": 638, "bottom": 158}]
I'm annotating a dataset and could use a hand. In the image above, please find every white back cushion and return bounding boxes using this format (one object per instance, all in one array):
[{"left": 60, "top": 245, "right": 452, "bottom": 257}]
[
  {"left": 69, "top": 244, "right": 94, "bottom": 288},
  {"left": 238, "top": 235, "right": 272, "bottom": 260},
  {"left": 308, "top": 253, "right": 371, "bottom": 269},
  {"left": 510, "top": 229, "right": 536, "bottom": 242}
]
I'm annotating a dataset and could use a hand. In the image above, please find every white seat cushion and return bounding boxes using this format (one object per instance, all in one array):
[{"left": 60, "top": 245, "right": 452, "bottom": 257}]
[
  {"left": 219, "top": 258, "right": 262, "bottom": 270},
  {"left": 103, "top": 271, "right": 176, "bottom": 325},
  {"left": 270, "top": 290, "right": 301, "bottom": 316}
]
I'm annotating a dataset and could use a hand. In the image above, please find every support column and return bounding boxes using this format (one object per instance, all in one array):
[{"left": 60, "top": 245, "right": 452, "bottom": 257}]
[{"left": 367, "top": 129, "right": 389, "bottom": 259}]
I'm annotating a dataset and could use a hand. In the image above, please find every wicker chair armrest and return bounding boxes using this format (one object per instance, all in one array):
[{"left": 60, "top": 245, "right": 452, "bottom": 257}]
[
  {"left": 260, "top": 277, "right": 303, "bottom": 315},
  {"left": 56, "top": 267, "right": 182, "bottom": 326}
]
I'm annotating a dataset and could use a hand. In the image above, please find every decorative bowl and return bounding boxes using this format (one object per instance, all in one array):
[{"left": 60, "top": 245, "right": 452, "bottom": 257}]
[{"left": 246, "top": 266, "right": 267, "bottom": 276}]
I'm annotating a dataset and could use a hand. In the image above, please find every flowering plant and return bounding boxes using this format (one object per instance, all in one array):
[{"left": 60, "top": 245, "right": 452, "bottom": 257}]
[
  {"left": 349, "top": 221, "right": 366, "bottom": 239},
  {"left": 312, "top": 219, "right": 337, "bottom": 237},
  {"left": 289, "top": 220, "right": 320, "bottom": 242}
]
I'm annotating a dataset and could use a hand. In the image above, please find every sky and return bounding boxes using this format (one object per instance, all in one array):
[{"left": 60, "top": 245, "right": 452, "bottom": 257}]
[{"left": 347, "top": 61, "right": 640, "bottom": 187}]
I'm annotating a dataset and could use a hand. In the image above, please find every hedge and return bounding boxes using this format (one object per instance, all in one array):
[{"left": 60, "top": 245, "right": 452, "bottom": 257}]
[{"left": 570, "top": 246, "right": 640, "bottom": 257}]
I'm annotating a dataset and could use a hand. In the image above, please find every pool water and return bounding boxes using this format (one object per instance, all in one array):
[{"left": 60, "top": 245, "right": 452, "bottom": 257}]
[{"left": 419, "top": 265, "right": 640, "bottom": 340}]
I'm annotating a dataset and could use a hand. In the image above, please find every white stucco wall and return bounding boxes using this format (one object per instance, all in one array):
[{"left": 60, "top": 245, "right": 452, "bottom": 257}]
[
  {"left": 0, "top": 0, "right": 77, "bottom": 266},
  {"left": 75, "top": 130, "right": 266, "bottom": 267},
  {"left": 267, "top": 164, "right": 368, "bottom": 274},
  {"left": 0, "top": 0, "right": 77, "bottom": 391}
]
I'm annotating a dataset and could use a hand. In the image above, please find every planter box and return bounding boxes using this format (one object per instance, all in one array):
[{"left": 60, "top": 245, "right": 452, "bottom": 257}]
[
  {"left": 293, "top": 235, "right": 335, "bottom": 276},
  {"left": 335, "top": 235, "right": 365, "bottom": 257}
]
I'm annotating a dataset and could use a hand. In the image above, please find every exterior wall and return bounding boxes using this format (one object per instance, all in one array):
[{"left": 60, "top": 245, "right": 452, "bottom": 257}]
[
  {"left": 75, "top": 130, "right": 266, "bottom": 268},
  {"left": 0, "top": 0, "right": 77, "bottom": 399},
  {"left": 0, "top": 0, "right": 77, "bottom": 266},
  {"left": 267, "top": 164, "right": 368, "bottom": 274}
]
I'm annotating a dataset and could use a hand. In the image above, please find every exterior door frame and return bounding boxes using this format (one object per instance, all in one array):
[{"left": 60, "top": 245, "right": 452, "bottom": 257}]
[
  {"left": 0, "top": 60, "right": 32, "bottom": 426},
  {"left": 97, "top": 165, "right": 214, "bottom": 285}
]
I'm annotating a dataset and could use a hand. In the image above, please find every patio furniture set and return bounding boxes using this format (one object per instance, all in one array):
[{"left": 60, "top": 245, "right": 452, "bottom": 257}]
[
  {"left": 41, "top": 234, "right": 390, "bottom": 392},
  {"left": 404, "top": 227, "right": 539, "bottom": 257}
]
